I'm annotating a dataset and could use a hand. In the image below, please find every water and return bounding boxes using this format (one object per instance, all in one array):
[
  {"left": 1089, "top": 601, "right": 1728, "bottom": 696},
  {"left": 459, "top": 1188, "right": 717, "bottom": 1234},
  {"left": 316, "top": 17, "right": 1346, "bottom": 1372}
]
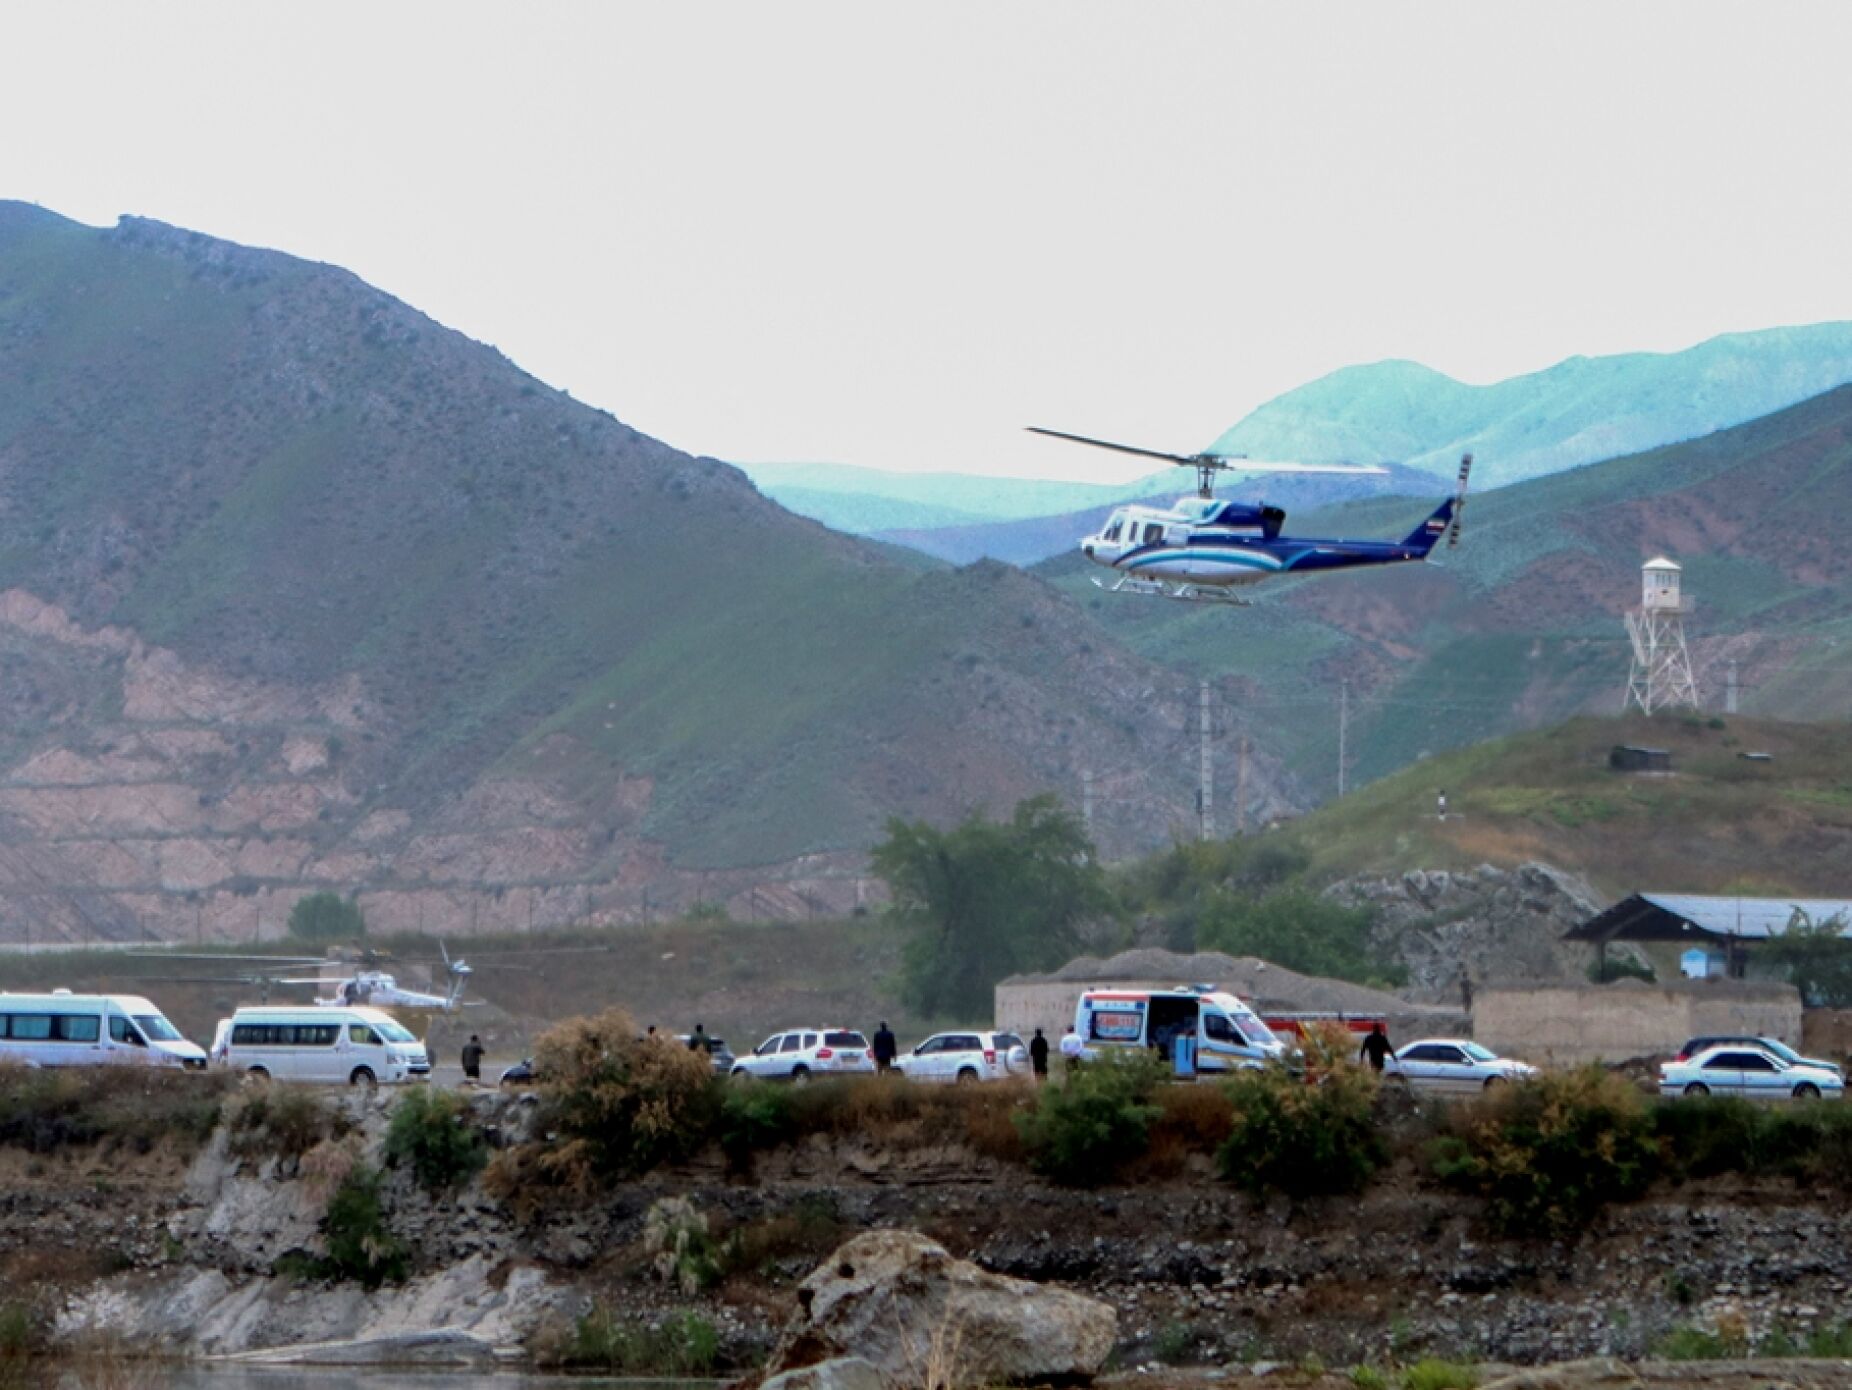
[{"left": 72, "top": 1371, "right": 724, "bottom": 1390}]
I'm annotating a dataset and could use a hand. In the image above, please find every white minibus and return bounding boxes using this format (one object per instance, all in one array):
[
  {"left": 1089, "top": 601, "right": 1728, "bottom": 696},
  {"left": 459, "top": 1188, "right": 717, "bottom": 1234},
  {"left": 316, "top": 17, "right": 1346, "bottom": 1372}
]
[
  {"left": 1074, "top": 985, "right": 1289, "bottom": 1074},
  {"left": 222, "top": 1005, "right": 430, "bottom": 1086},
  {"left": 0, "top": 991, "right": 207, "bottom": 1070}
]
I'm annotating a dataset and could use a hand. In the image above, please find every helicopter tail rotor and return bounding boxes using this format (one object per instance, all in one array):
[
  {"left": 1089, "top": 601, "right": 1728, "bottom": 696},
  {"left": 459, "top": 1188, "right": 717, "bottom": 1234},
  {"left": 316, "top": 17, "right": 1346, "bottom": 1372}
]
[{"left": 1447, "top": 453, "right": 1473, "bottom": 549}]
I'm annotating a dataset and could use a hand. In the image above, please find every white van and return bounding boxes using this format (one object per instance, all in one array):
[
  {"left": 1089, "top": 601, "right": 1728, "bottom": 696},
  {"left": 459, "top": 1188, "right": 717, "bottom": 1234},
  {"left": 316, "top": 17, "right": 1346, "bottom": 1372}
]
[
  {"left": 1074, "top": 986, "right": 1289, "bottom": 1073},
  {"left": 223, "top": 1006, "right": 429, "bottom": 1086},
  {"left": 0, "top": 992, "right": 207, "bottom": 1070}
]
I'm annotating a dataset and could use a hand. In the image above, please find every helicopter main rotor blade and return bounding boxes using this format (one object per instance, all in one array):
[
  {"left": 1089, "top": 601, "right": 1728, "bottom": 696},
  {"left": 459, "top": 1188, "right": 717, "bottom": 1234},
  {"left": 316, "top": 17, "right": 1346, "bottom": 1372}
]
[
  {"left": 1025, "top": 426, "right": 1201, "bottom": 466},
  {"left": 121, "top": 952, "right": 325, "bottom": 965},
  {"left": 1206, "top": 457, "right": 1391, "bottom": 477},
  {"left": 1028, "top": 426, "right": 1390, "bottom": 476}
]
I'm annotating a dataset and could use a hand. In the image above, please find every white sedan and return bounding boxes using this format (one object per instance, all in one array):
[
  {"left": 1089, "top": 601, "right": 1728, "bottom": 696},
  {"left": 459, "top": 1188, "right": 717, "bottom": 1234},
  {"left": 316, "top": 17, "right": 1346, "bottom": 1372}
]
[
  {"left": 1660, "top": 1045, "right": 1844, "bottom": 1102},
  {"left": 1384, "top": 1038, "right": 1538, "bottom": 1094},
  {"left": 894, "top": 1031, "right": 1029, "bottom": 1084}
]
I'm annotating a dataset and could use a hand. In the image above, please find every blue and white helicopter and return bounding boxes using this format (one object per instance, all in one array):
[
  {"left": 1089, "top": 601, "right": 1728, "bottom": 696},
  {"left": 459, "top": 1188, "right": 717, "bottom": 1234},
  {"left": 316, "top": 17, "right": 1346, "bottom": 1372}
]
[{"left": 1028, "top": 427, "right": 1472, "bottom": 605}]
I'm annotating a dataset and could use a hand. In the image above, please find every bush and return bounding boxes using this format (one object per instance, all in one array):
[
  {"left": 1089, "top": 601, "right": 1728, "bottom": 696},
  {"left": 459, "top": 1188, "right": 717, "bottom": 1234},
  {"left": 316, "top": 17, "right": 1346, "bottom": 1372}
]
[
  {"left": 0, "top": 1065, "right": 230, "bottom": 1154},
  {"left": 383, "top": 1087, "right": 487, "bottom": 1191},
  {"left": 227, "top": 1084, "right": 350, "bottom": 1168},
  {"left": 1651, "top": 1096, "right": 1767, "bottom": 1178},
  {"left": 316, "top": 1165, "right": 407, "bottom": 1287},
  {"left": 717, "top": 1084, "right": 795, "bottom": 1173},
  {"left": 1218, "top": 1058, "right": 1384, "bottom": 1198},
  {"left": 642, "top": 1197, "right": 720, "bottom": 1293},
  {"left": 1651, "top": 1094, "right": 1852, "bottom": 1187},
  {"left": 1756, "top": 1103, "right": 1852, "bottom": 1187},
  {"left": 551, "top": 1308, "right": 719, "bottom": 1374},
  {"left": 529, "top": 1009, "right": 716, "bottom": 1186},
  {"left": 1014, "top": 1052, "right": 1164, "bottom": 1186},
  {"left": 1401, "top": 1360, "right": 1477, "bottom": 1390},
  {"left": 1431, "top": 1067, "right": 1659, "bottom": 1238},
  {"left": 0, "top": 1301, "right": 45, "bottom": 1381},
  {"left": 1198, "top": 888, "right": 1403, "bottom": 988},
  {"left": 287, "top": 890, "right": 366, "bottom": 942}
]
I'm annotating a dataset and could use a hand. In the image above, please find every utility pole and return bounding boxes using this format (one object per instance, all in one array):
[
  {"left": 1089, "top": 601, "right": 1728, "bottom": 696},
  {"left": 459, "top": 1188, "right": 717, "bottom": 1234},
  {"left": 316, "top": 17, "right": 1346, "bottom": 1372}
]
[
  {"left": 1080, "top": 766, "right": 1094, "bottom": 843},
  {"left": 1726, "top": 659, "right": 1739, "bottom": 715},
  {"left": 1337, "top": 681, "right": 1349, "bottom": 798},
  {"left": 1198, "top": 679, "right": 1214, "bottom": 842},
  {"left": 1235, "top": 735, "right": 1249, "bottom": 835}
]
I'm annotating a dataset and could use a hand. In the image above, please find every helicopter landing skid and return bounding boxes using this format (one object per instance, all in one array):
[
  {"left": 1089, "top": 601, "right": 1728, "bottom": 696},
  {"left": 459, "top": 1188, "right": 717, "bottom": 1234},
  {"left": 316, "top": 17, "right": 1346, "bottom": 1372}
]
[{"left": 1092, "top": 574, "right": 1250, "bottom": 606}]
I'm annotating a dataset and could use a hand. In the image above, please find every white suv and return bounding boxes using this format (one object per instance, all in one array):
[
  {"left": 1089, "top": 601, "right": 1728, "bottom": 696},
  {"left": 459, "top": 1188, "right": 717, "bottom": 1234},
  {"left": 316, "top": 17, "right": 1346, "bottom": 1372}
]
[
  {"left": 895, "top": 1031, "right": 1030, "bottom": 1084},
  {"left": 731, "top": 1028, "right": 875, "bottom": 1083}
]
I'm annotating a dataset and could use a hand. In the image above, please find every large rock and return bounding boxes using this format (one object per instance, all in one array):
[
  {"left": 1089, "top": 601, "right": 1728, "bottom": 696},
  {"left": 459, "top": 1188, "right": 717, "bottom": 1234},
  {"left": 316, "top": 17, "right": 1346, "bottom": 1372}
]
[
  {"left": 769, "top": 1230, "right": 1115, "bottom": 1388},
  {"left": 1326, "top": 861, "right": 1647, "bottom": 993},
  {"left": 762, "top": 1357, "right": 889, "bottom": 1390}
]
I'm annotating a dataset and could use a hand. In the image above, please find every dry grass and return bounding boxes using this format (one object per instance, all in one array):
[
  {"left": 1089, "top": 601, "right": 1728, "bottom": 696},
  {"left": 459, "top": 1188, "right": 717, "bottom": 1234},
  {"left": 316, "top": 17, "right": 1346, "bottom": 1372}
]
[
  {"left": 0, "top": 1063, "right": 232, "bottom": 1157},
  {"left": 784, "top": 1077, "right": 1031, "bottom": 1160}
]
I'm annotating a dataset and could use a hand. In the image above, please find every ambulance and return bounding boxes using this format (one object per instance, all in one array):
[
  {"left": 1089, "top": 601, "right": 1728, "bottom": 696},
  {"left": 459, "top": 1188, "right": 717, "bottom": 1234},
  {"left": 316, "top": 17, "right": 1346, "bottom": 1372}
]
[{"left": 1073, "top": 985, "right": 1289, "bottom": 1074}]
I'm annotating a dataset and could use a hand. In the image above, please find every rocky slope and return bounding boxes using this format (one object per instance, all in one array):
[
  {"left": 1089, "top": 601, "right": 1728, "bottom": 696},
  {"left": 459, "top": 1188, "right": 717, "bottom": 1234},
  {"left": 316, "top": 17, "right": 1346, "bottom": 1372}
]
[
  {"left": 20, "top": 1095, "right": 1852, "bottom": 1376},
  {"left": 0, "top": 203, "right": 1301, "bottom": 943}
]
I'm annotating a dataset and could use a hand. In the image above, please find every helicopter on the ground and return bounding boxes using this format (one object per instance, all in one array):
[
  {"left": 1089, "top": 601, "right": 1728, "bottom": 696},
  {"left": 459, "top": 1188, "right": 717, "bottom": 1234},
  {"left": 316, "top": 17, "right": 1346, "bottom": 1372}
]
[
  {"left": 1027, "top": 426, "right": 1472, "bottom": 605},
  {"left": 131, "top": 942, "right": 479, "bottom": 1011}
]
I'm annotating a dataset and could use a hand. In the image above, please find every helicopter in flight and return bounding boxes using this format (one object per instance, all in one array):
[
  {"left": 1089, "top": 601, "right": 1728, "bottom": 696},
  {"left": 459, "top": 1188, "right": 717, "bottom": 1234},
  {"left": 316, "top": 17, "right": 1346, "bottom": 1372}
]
[
  {"left": 131, "top": 943, "right": 481, "bottom": 1011},
  {"left": 1027, "top": 426, "right": 1472, "bottom": 605}
]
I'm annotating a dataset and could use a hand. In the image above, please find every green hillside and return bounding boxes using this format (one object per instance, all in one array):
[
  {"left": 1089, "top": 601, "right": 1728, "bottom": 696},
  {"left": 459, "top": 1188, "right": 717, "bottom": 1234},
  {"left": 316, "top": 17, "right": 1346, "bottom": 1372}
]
[
  {"left": 1164, "top": 714, "right": 1852, "bottom": 902},
  {"left": 0, "top": 203, "right": 1233, "bottom": 904},
  {"left": 1045, "top": 384, "right": 1852, "bottom": 801}
]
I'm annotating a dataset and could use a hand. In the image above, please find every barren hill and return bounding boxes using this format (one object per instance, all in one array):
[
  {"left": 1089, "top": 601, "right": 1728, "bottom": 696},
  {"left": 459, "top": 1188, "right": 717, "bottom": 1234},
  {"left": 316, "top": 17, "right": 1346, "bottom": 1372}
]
[{"left": 0, "top": 204, "right": 1297, "bottom": 944}]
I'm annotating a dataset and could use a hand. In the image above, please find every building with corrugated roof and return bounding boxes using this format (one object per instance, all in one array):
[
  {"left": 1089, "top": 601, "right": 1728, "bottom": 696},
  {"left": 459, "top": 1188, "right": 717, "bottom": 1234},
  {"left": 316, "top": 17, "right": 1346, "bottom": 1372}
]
[{"left": 1565, "top": 893, "right": 1852, "bottom": 979}]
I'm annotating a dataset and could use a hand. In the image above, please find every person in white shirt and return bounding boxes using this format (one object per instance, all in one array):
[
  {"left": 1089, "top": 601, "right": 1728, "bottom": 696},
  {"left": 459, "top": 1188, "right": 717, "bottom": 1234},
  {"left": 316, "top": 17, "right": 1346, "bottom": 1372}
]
[{"left": 1059, "top": 1025, "right": 1085, "bottom": 1073}]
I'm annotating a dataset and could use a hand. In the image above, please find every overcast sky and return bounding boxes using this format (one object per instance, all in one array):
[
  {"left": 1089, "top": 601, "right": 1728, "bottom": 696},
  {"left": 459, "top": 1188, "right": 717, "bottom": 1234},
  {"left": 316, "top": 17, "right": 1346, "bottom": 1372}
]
[{"left": 6, "top": 3, "right": 1852, "bottom": 482}]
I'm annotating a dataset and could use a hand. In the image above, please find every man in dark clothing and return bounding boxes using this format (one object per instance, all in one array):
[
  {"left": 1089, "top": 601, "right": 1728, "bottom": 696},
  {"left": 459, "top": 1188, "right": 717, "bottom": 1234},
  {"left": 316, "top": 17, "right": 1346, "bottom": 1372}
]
[
  {"left": 1359, "top": 1023, "right": 1392, "bottom": 1073},
  {"left": 461, "top": 1034, "right": 484, "bottom": 1083},
  {"left": 1029, "top": 1028, "right": 1050, "bottom": 1081},
  {"left": 872, "top": 1021, "right": 898, "bottom": 1073},
  {"left": 688, "top": 1024, "right": 708, "bottom": 1053}
]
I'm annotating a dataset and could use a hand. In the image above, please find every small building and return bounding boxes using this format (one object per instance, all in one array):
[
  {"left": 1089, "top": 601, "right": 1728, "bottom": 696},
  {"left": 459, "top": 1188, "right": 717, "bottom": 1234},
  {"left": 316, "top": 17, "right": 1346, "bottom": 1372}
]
[
  {"left": 1565, "top": 893, "right": 1852, "bottom": 979},
  {"left": 1609, "top": 745, "right": 1672, "bottom": 773}
]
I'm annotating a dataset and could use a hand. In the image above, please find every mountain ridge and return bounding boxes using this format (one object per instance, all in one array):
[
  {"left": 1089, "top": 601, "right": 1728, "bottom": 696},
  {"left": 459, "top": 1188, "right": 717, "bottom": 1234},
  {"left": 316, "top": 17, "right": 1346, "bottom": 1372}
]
[
  {"left": 1209, "top": 322, "right": 1852, "bottom": 485},
  {"left": 0, "top": 201, "right": 1298, "bottom": 944}
]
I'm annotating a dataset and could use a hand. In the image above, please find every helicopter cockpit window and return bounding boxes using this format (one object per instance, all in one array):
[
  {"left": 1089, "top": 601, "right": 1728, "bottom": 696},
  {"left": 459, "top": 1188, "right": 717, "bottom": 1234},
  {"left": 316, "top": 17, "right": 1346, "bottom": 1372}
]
[{"left": 1102, "top": 520, "right": 1122, "bottom": 542}]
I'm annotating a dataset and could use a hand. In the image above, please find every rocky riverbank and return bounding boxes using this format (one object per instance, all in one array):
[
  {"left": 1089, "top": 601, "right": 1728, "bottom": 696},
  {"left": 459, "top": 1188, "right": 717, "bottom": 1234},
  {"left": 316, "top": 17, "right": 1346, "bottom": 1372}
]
[{"left": 8, "top": 1087, "right": 1852, "bottom": 1379}]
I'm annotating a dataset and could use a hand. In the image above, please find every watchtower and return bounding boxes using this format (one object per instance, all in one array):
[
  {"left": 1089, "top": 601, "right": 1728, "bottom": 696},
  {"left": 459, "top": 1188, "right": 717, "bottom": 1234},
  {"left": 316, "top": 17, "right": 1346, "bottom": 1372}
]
[{"left": 1623, "top": 557, "right": 1699, "bottom": 714}]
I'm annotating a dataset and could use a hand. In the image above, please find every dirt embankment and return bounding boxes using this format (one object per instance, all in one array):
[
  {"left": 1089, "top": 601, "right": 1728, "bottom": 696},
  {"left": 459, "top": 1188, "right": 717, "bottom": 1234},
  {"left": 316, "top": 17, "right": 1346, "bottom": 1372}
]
[{"left": 9, "top": 1092, "right": 1852, "bottom": 1376}]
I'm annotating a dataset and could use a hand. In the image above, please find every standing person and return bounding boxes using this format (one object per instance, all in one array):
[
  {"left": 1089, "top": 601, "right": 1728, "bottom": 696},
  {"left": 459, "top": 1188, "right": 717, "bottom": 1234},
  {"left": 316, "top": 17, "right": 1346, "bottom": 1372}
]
[
  {"left": 1029, "top": 1027, "right": 1050, "bottom": 1082},
  {"left": 872, "top": 1020, "right": 898, "bottom": 1074},
  {"left": 1060, "top": 1025, "right": 1085, "bottom": 1073},
  {"left": 688, "top": 1023, "right": 708, "bottom": 1053},
  {"left": 1459, "top": 970, "right": 1474, "bottom": 1015},
  {"left": 1359, "top": 1022, "right": 1392, "bottom": 1073},
  {"left": 461, "top": 1033, "right": 485, "bottom": 1084},
  {"left": 1436, "top": 789, "right": 1448, "bottom": 820}
]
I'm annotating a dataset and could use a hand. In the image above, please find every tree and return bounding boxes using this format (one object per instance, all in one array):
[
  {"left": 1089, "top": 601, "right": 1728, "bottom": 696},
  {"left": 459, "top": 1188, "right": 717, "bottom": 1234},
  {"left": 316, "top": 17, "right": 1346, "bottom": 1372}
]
[
  {"left": 1761, "top": 909, "right": 1852, "bottom": 1007},
  {"left": 289, "top": 890, "right": 366, "bottom": 942},
  {"left": 872, "top": 794, "right": 1109, "bottom": 1019},
  {"left": 1196, "top": 887, "right": 1400, "bottom": 986}
]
